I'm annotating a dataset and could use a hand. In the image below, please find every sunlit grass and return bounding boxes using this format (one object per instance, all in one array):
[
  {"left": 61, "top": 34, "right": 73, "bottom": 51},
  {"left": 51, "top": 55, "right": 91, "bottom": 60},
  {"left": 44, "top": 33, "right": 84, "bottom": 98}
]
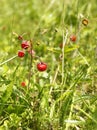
[{"left": 0, "top": 0, "right": 97, "bottom": 130}]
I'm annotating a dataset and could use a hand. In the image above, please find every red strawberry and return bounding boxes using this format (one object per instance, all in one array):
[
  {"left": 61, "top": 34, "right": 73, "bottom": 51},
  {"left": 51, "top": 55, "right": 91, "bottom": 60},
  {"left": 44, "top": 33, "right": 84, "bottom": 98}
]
[
  {"left": 21, "top": 82, "right": 26, "bottom": 87},
  {"left": 18, "top": 50, "right": 25, "bottom": 57},
  {"left": 70, "top": 35, "right": 76, "bottom": 42},
  {"left": 21, "top": 40, "right": 30, "bottom": 49},
  {"left": 37, "top": 62, "right": 47, "bottom": 72}
]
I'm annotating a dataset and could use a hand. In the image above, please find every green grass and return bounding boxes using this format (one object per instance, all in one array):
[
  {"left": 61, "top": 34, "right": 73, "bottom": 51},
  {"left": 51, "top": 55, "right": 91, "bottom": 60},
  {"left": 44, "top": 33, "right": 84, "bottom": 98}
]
[{"left": 0, "top": 0, "right": 97, "bottom": 129}]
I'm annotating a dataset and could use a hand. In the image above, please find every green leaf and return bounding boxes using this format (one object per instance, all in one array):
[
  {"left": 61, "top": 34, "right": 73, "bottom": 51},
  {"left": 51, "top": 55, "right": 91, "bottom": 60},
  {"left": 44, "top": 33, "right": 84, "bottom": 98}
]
[
  {"left": 0, "top": 83, "right": 13, "bottom": 114},
  {"left": 1, "top": 84, "right": 13, "bottom": 103}
]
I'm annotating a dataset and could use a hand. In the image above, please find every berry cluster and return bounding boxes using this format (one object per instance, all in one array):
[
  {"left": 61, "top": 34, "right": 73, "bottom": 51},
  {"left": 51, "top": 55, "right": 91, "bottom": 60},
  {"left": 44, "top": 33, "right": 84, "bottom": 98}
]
[
  {"left": 17, "top": 39, "right": 47, "bottom": 72},
  {"left": 0, "top": 18, "right": 88, "bottom": 87},
  {"left": 17, "top": 39, "right": 47, "bottom": 87},
  {"left": 18, "top": 40, "right": 30, "bottom": 58}
]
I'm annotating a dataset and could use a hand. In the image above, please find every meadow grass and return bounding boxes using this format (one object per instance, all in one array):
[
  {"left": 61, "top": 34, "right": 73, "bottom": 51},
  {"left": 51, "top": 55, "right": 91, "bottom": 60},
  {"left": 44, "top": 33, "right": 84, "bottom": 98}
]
[{"left": 0, "top": 0, "right": 97, "bottom": 129}]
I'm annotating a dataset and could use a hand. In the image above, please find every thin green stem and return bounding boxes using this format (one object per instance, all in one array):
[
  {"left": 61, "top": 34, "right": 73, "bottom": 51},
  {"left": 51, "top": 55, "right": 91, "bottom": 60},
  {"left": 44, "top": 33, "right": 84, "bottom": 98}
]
[
  {"left": 74, "top": 106, "right": 97, "bottom": 124},
  {"left": 27, "top": 40, "right": 33, "bottom": 91},
  {"left": 61, "top": 30, "right": 68, "bottom": 84},
  {"left": 49, "top": 65, "right": 59, "bottom": 95},
  {"left": 65, "top": 91, "right": 76, "bottom": 130},
  {"left": 0, "top": 55, "right": 18, "bottom": 66},
  {"left": 77, "top": 50, "right": 90, "bottom": 66},
  {"left": 61, "top": 0, "right": 68, "bottom": 85}
]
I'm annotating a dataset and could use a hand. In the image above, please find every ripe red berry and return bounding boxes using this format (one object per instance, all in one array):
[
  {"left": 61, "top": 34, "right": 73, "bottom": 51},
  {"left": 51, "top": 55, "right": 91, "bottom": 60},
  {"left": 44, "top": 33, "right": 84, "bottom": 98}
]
[
  {"left": 70, "top": 35, "right": 76, "bottom": 42},
  {"left": 21, "top": 82, "right": 26, "bottom": 87},
  {"left": 21, "top": 40, "right": 30, "bottom": 49},
  {"left": 37, "top": 62, "right": 47, "bottom": 72},
  {"left": 18, "top": 50, "right": 25, "bottom": 57}
]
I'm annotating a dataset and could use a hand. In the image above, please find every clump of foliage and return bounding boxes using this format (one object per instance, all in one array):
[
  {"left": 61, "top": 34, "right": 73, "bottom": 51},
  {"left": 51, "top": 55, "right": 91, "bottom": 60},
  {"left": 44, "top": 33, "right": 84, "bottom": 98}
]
[{"left": 0, "top": 0, "right": 97, "bottom": 130}]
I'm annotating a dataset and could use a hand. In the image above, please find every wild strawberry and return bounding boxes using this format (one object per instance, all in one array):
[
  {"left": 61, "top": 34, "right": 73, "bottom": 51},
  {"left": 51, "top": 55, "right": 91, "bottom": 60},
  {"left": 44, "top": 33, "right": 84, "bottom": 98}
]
[
  {"left": 21, "top": 40, "right": 30, "bottom": 49},
  {"left": 70, "top": 35, "right": 76, "bottom": 42},
  {"left": 37, "top": 62, "right": 47, "bottom": 72},
  {"left": 21, "top": 82, "right": 26, "bottom": 87},
  {"left": 18, "top": 50, "right": 25, "bottom": 57}
]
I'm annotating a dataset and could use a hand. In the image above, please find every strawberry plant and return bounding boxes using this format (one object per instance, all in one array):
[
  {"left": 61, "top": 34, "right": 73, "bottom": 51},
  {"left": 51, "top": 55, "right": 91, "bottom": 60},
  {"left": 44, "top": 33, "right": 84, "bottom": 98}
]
[{"left": 0, "top": 0, "right": 97, "bottom": 130}]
